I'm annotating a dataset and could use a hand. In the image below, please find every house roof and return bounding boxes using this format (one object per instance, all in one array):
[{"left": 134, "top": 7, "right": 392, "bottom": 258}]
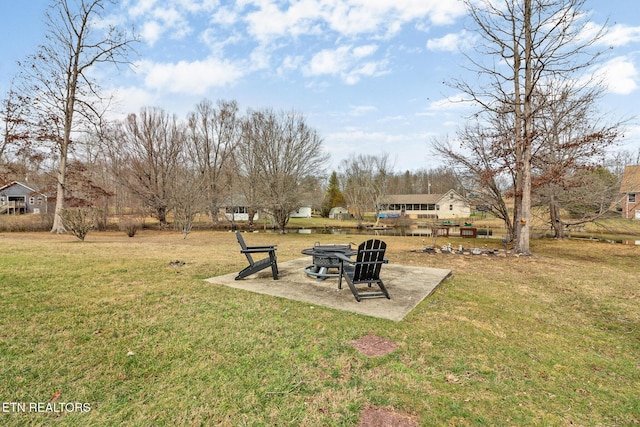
[
  {"left": 0, "top": 181, "right": 45, "bottom": 195},
  {"left": 620, "top": 166, "right": 640, "bottom": 193},
  {"left": 380, "top": 191, "right": 461, "bottom": 205}
]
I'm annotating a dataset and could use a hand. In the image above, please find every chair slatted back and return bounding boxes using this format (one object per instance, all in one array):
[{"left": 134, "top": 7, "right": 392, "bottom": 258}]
[
  {"left": 353, "top": 239, "right": 386, "bottom": 282},
  {"left": 235, "top": 231, "right": 254, "bottom": 265}
]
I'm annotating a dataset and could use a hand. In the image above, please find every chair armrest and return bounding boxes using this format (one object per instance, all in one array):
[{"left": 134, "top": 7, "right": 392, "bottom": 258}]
[
  {"left": 333, "top": 252, "right": 355, "bottom": 264},
  {"left": 241, "top": 246, "right": 276, "bottom": 254},
  {"left": 245, "top": 245, "right": 277, "bottom": 250}
]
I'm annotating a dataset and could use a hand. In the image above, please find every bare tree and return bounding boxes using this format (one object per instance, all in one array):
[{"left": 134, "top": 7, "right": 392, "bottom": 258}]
[
  {"left": 116, "top": 107, "right": 184, "bottom": 226},
  {"left": 339, "top": 153, "right": 392, "bottom": 226},
  {"left": 19, "top": 0, "right": 136, "bottom": 233},
  {"left": 433, "top": 127, "right": 517, "bottom": 241},
  {"left": 453, "top": 0, "right": 608, "bottom": 254},
  {"left": 0, "top": 88, "right": 30, "bottom": 174},
  {"left": 170, "top": 165, "right": 206, "bottom": 239},
  {"left": 186, "top": 99, "right": 240, "bottom": 222},
  {"left": 532, "top": 82, "right": 621, "bottom": 237},
  {"left": 238, "top": 109, "right": 328, "bottom": 232}
]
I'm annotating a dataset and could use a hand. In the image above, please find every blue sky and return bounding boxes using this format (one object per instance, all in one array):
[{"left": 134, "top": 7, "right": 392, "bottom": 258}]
[{"left": 1, "top": 0, "right": 639, "bottom": 172}]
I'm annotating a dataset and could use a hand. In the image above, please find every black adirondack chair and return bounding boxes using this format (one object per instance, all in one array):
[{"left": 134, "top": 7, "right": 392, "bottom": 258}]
[
  {"left": 335, "top": 239, "right": 391, "bottom": 302},
  {"left": 235, "top": 231, "right": 279, "bottom": 280}
]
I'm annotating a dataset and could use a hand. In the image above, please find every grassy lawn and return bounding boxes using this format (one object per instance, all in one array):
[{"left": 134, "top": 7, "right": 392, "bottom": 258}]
[{"left": 0, "top": 230, "right": 638, "bottom": 426}]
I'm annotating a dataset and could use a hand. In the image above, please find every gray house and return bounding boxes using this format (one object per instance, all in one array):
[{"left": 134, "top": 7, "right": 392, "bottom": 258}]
[{"left": 0, "top": 182, "right": 48, "bottom": 214}]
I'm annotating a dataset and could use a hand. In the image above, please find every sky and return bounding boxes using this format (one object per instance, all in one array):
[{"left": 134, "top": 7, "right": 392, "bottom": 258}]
[{"left": 1, "top": 0, "right": 639, "bottom": 173}]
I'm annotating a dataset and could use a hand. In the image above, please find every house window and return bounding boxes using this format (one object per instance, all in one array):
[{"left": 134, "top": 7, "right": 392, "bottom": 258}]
[
  {"left": 629, "top": 193, "right": 636, "bottom": 203},
  {"left": 37, "top": 197, "right": 43, "bottom": 205},
  {"left": 449, "top": 204, "right": 453, "bottom": 211},
  {"left": 29, "top": 197, "right": 35, "bottom": 205}
]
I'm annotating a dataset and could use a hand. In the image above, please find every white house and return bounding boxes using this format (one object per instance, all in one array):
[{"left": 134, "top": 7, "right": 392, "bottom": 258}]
[
  {"left": 328, "top": 206, "right": 349, "bottom": 219},
  {"left": 290, "top": 206, "right": 312, "bottom": 218},
  {"left": 378, "top": 190, "right": 470, "bottom": 220},
  {"left": 223, "top": 206, "right": 259, "bottom": 222},
  {"left": 221, "top": 198, "right": 312, "bottom": 221}
]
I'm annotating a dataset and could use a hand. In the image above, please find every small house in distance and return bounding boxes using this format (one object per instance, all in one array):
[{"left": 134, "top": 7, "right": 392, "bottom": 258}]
[
  {"left": 378, "top": 190, "right": 470, "bottom": 220},
  {"left": 328, "top": 206, "right": 349, "bottom": 220},
  {"left": 620, "top": 165, "right": 640, "bottom": 219},
  {"left": 290, "top": 206, "right": 312, "bottom": 218},
  {"left": 0, "top": 181, "right": 48, "bottom": 214}
]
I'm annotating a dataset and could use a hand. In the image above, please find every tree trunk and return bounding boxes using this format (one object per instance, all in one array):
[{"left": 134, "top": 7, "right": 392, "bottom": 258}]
[
  {"left": 516, "top": 144, "right": 532, "bottom": 253},
  {"left": 51, "top": 157, "right": 67, "bottom": 233},
  {"left": 549, "top": 197, "right": 565, "bottom": 238},
  {"left": 157, "top": 206, "right": 167, "bottom": 225},
  {"left": 51, "top": 136, "right": 69, "bottom": 233},
  {"left": 515, "top": 0, "right": 533, "bottom": 255}
]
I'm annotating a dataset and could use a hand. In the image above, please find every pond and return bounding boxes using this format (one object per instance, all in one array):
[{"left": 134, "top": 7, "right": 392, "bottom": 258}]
[{"left": 287, "top": 227, "right": 640, "bottom": 245}]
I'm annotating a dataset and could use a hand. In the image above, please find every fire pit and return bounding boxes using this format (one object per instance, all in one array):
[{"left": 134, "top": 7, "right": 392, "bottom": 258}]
[{"left": 301, "top": 243, "right": 357, "bottom": 281}]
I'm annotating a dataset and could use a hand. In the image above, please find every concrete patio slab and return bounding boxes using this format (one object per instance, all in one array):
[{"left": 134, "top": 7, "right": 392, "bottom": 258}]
[{"left": 205, "top": 258, "right": 451, "bottom": 321}]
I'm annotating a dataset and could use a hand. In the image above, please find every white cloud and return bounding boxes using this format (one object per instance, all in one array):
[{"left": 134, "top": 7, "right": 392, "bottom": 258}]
[
  {"left": 127, "top": 0, "right": 158, "bottom": 18},
  {"left": 238, "top": 0, "right": 467, "bottom": 42},
  {"left": 243, "top": 0, "right": 323, "bottom": 42},
  {"left": 277, "top": 55, "right": 304, "bottom": 75},
  {"left": 137, "top": 57, "right": 244, "bottom": 95},
  {"left": 140, "top": 16, "right": 190, "bottom": 46},
  {"left": 348, "top": 105, "right": 377, "bottom": 116},
  {"left": 106, "top": 86, "right": 157, "bottom": 119},
  {"left": 427, "top": 30, "right": 476, "bottom": 53},
  {"left": 211, "top": 6, "right": 239, "bottom": 26},
  {"left": 601, "top": 23, "right": 640, "bottom": 48},
  {"left": 594, "top": 56, "right": 638, "bottom": 95},
  {"left": 307, "top": 46, "right": 353, "bottom": 76},
  {"left": 428, "top": 93, "right": 473, "bottom": 111},
  {"left": 306, "top": 44, "right": 387, "bottom": 84},
  {"left": 353, "top": 44, "right": 378, "bottom": 58},
  {"left": 174, "top": 0, "right": 220, "bottom": 13},
  {"left": 344, "top": 60, "right": 388, "bottom": 84},
  {"left": 141, "top": 21, "right": 163, "bottom": 46}
]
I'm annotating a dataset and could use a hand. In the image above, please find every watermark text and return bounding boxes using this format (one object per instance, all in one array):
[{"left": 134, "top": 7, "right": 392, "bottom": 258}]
[{"left": 2, "top": 402, "right": 91, "bottom": 413}]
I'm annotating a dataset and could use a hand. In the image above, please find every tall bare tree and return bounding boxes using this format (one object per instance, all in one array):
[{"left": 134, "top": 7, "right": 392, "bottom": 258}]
[
  {"left": 339, "top": 153, "right": 392, "bottom": 226},
  {"left": 19, "top": 0, "right": 136, "bottom": 233},
  {"left": 453, "top": 0, "right": 608, "bottom": 254},
  {"left": 186, "top": 99, "right": 240, "bottom": 222},
  {"left": 0, "top": 87, "right": 33, "bottom": 182},
  {"left": 434, "top": 125, "right": 517, "bottom": 241},
  {"left": 170, "top": 165, "right": 206, "bottom": 239},
  {"left": 116, "top": 107, "right": 184, "bottom": 225},
  {"left": 238, "top": 109, "right": 328, "bottom": 232},
  {"left": 532, "top": 82, "right": 621, "bottom": 237}
]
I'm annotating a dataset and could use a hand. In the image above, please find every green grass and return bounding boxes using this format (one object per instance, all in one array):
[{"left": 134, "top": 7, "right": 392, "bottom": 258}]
[{"left": 0, "top": 231, "right": 638, "bottom": 426}]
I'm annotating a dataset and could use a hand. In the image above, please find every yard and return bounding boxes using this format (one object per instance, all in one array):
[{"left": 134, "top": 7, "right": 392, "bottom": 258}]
[{"left": 0, "top": 230, "right": 638, "bottom": 425}]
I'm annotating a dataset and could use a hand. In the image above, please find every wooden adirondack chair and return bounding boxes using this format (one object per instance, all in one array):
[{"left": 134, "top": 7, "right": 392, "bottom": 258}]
[
  {"left": 335, "top": 239, "right": 391, "bottom": 302},
  {"left": 235, "top": 231, "right": 279, "bottom": 280}
]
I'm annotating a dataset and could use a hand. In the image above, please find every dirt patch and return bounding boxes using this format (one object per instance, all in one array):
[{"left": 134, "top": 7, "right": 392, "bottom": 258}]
[
  {"left": 358, "top": 405, "right": 419, "bottom": 427},
  {"left": 350, "top": 334, "right": 398, "bottom": 357}
]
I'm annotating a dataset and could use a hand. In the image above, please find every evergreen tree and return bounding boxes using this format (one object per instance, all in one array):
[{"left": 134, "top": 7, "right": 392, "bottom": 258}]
[{"left": 321, "top": 171, "right": 345, "bottom": 217}]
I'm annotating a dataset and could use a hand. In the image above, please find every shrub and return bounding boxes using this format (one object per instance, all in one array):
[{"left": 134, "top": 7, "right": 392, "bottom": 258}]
[
  {"left": 60, "top": 208, "right": 95, "bottom": 241},
  {"left": 119, "top": 217, "right": 141, "bottom": 237}
]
